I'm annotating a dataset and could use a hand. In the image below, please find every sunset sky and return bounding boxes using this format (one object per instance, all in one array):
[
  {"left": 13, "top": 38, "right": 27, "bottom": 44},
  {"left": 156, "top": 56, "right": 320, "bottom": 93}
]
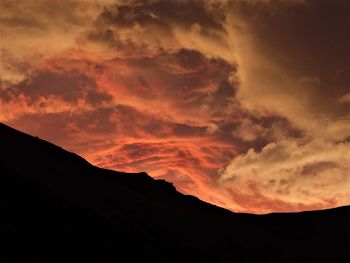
[{"left": 1, "top": 0, "right": 349, "bottom": 213}]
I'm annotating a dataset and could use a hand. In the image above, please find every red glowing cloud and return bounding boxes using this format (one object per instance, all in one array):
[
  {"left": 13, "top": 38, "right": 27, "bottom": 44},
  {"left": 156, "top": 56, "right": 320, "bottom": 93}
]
[{"left": 1, "top": 0, "right": 349, "bottom": 213}]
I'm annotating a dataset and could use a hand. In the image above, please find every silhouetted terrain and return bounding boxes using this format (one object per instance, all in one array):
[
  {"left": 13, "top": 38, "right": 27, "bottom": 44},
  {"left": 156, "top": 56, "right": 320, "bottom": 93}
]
[{"left": 0, "top": 122, "right": 349, "bottom": 263}]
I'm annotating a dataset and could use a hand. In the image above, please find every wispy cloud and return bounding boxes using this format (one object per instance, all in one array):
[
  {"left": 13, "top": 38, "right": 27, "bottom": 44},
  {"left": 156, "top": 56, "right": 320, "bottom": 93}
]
[{"left": 1, "top": 0, "right": 349, "bottom": 213}]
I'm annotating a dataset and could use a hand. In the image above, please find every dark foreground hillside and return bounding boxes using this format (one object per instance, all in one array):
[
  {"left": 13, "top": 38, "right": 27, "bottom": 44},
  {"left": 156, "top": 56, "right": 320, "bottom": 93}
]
[{"left": 0, "top": 122, "right": 349, "bottom": 263}]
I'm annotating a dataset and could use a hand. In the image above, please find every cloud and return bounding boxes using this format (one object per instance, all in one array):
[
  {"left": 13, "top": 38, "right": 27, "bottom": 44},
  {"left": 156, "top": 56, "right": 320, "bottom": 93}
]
[
  {"left": 1, "top": 0, "right": 349, "bottom": 213},
  {"left": 0, "top": 93, "right": 94, "bottom": 121},
  {"left": 0, "top": 0, "right": 105, "bottom": 87},
  {"left": 220, "top": 140, "right": 350, "bottom": 211},
  {"left": 41, "top": 47, "right": 238, "bottom": 128},
  {"left": 88, "top": 138, "right": 239, "bottom": 210},
  {"left": 339, "top": 93, "right": 350, "bottom": 104},
  {"left": 233, "top": 119, "right": 268, "bottom": 142},
  {"left": 0, "top": 70, "right": 113, "bottom": 121},
  {"left": 224, "top": 0, "right": 350, "bottom": 141}
]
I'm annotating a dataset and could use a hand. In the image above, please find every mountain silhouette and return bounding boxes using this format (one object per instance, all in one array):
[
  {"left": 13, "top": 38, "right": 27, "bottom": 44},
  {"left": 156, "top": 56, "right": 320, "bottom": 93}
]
[{"left": 1, "top": 122, "right": 349, "bottom": 263}]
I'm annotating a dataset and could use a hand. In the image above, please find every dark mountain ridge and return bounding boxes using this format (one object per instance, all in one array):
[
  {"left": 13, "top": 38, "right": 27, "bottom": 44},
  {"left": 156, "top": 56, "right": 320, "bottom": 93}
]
[{"left": 0, "top": 122, "right": 349, "bottom": 262}]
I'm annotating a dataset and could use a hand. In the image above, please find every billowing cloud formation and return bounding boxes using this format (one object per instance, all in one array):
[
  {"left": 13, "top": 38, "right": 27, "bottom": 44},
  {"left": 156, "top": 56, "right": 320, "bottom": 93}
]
[
  {"left": 221, "top": 140, "right": 350, "bottom": 212},
  {"left": 0, "top": 0, "right": 349, "bottom": 213},
  {"left": 0, "top": 0, "right": 105, "bottom": 86}
]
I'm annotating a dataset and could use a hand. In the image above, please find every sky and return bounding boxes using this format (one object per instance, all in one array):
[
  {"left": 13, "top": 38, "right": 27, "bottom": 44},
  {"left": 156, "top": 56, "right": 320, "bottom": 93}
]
[{"left": 0, "top": 0, "right": 349, "bottom": 213}]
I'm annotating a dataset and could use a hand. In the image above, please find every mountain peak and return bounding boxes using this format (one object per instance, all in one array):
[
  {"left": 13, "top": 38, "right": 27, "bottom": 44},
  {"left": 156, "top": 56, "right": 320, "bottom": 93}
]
[{"left": 1, "top": 122, "right": 349, "bottom": 263}]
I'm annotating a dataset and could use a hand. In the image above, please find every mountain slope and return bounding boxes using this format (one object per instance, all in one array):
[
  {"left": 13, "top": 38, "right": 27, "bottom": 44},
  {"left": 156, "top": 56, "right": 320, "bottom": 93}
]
[{"left": 0, "top": 122, "right": 349, "bottom": 263}]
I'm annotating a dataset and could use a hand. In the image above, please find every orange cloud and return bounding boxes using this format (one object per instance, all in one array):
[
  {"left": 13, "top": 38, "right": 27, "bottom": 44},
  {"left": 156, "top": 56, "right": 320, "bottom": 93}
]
[
  {"left": 220, "top": 140, "right": 350, "bottom": 212},
  {"left": 1, "top": 0, "right": 349, "bottom": 213}
]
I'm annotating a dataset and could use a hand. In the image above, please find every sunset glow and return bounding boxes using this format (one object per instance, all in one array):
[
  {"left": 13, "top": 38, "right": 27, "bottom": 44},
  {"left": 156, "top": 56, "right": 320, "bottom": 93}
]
[{"left": 1, "top": 0, "right": 349, "bottom": 213}]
